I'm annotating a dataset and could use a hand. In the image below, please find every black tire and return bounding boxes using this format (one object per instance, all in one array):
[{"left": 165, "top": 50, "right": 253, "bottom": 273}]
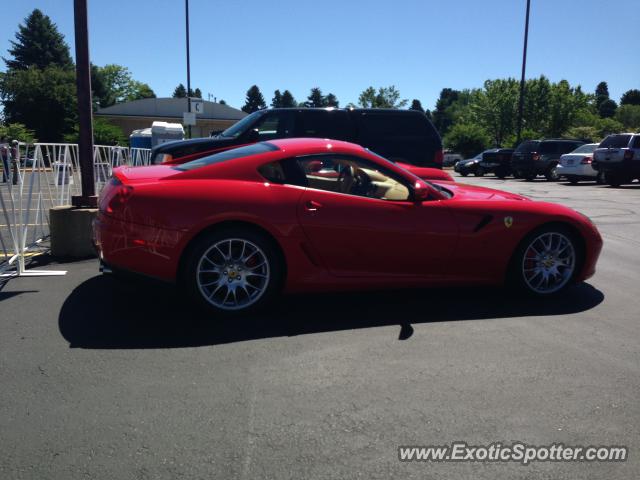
[
  {"left": 181, "top": 226, "right": 284, "bottom": 316},
  {"left": 605, "top": 172, "right": 622, "bottom": 187},
  {"left": 524, "top": 173, "right": 536, "bottom": 181},
  {"left": 545, "top": 164, "right": 560, "bottom": 182},
  {"left": 460, "top": 171, "right": 469, "bottom": 177},
  {"left": 496, "top": 168, "right": 508, "bottom": 179},
  {"left": 596, "top": 171, "right": 606, "bottom": 185},
  {"left": 474, "top": 166, "right": 485, "bottom": 177},
  {"left": 568, "top": 176, "right": 579, "bottom": 185},
  {"left": 508, "top": 224, "right": 582, "bottom": 297}
]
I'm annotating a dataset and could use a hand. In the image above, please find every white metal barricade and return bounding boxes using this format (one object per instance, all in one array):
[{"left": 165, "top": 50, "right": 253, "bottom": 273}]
[{"left": 0, "top": 143, "right": 151, "bottom": 277}]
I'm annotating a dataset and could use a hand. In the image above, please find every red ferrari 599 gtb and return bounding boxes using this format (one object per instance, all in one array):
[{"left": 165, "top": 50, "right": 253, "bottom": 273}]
[{"left": 94, "top": 138, "right": 602, "bottom": 315}]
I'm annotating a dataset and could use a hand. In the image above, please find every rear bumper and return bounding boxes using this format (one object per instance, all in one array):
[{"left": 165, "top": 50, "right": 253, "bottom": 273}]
[
  {"left": 93, "top": 213, "right": 184, "bottom": 281},
  {"left": 556, "top": 163, "right": 596, "bottom": 178},
  {"left": 593, "top": 159, "right": 640, "bottom": 176}
]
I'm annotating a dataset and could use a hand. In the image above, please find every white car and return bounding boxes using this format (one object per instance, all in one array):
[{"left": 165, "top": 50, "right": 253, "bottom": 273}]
[{"left": 556, "top": 143, "right": 603, "bottom": 184}]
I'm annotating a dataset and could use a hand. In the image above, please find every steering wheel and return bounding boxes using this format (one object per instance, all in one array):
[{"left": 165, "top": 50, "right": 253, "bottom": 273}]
[{"left": 337, "top": 165, "right": 356, "bottom": 193}]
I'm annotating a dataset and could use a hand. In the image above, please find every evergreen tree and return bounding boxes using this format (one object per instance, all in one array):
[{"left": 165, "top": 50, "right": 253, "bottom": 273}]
[
  {"left": 326, "top": 93, "right": 339, "bottom": 107},
  {"left": 4, "top": 9, "right": 73, "bottom": 71},
  {"left": 173, "top": 84, "right": 187, "bottom": 98},
  {"left": 219, "top": 99, "right": 227, "bottom": 105},
  {"left": 620, "top": 89, "right": 640, "bottom": 106},
  {"left": 241, "top": 85, "right": 266, "bottom": 113},
  {"left": 193, "top": 88, "right": 202, "bottom": 99},
  {"left": 598, "top": 98, "right": 618, "bottom": 119},
  {"left": 432, "top": 88, "right": 460, "bottom": 135},
  {"left": 272, "top": 89, "right": 283, "bottom": 108},
  {"left": 595, "top": 81, "right": 609, "bottom": 99},
  {"left": 595, "top": 81, "right": 611, "bottom": 115},
  {"left": 305, "top": 87, "right": 327, "bottom": 108},
  {"left": 409, "top": 99, "right": 424, "bottom": 113},
  {"left": 281, "top": 90, "right": 296, "bottom": 108}
]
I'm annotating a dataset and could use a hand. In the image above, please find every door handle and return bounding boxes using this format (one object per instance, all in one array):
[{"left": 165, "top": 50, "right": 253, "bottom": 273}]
[{"left": 305, "top": 200, "right": 323, "bottom": 212}]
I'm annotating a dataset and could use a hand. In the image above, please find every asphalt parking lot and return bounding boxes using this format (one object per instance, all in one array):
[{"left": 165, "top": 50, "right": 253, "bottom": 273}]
[{"left": 1, "top": 175, "right": 639, "bottom": 479}]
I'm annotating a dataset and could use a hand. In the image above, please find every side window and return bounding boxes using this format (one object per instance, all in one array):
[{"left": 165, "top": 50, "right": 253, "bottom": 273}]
[
  {"left": 632, "top": 136, "right": 640, "bottom": 149},
  {"left": 258, "top": 162, "right": 286, "bottom": 184},
  {"left": 253, "top": 112, "right": 293, "bottom": 140},
  {"left": 358, "top": 114, "right": 429, "bottom": 141},
  {"left": 297, "top": 111, "right": 332, "bottom": 138},
  {"left": 297, "top": 155, "right": 411, "bottom": 201}
]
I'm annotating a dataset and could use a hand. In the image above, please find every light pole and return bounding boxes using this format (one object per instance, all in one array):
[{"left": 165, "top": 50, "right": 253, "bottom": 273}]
[
  {"left": 72, "top": 0, "right": 96, "bottom": 207},
  {"left": 185, "top": 0, "right": 192, "bottom": 139},
  {"left": 516, "top": 0, "right": 531, "bottom": 146}
]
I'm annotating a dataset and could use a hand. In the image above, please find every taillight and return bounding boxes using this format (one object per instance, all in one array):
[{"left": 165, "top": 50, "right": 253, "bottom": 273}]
[
  {"left": 434, "top": 149, "right": 444, "bottom": 167},
  {"left": 581, "top": 156, "right": 592, "bottom": 164},
  {"left": 532, "top": 153, "right": 540, "bottom": 161},
  {"left": 624, "top": 150, "right": 634, "bottom": 160},
  {"left": 105, "top": 180, "right": 134, "bottom": 215}
]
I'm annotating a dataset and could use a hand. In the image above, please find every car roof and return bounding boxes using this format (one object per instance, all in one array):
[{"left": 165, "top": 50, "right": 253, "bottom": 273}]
[{"left": 267, "top": 137, "right": 367, "bottom": 156}]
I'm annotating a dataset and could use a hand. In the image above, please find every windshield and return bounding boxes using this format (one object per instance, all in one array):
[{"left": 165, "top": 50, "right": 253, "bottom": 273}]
[
  {"left": 571, "top": 144, "right": 598, "bottom": 154},
  {"left": 515, "top": 141, "right": 540, "bottom": 153},
  {"left": 219, "top": 111, "right": 264, "bottom": 138},
  {"left": 599, "top": 135, "right": 631, "bottom": 149},
  {"left": 174, "top": 142, "right": 279, "bottom": 171}
]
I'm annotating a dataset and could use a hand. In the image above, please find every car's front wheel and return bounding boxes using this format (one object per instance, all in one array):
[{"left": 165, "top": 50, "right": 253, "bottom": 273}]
[
  {"left": 182, "top": 227, "right": 283, "bottom": 316},
  {"left": 510, "top": 226, "right": 579, "bottom": 296},
  {"left": 545, "top": 164, "right": 560, "bottom": 182}
]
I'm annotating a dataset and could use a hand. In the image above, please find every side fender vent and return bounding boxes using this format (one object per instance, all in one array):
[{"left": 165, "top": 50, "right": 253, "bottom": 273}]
[{"left": 473, "top": 215, "right": 493, "bottom": 233}]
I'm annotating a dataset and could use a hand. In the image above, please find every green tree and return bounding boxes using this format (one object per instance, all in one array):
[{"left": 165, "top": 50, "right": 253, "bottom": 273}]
[
  {"left": 409, "top": 99, "right": 424, "bottom": 113},
  {"left": 64, "top": 117, "right": 127, "bottom": 145},
  {"left": 192, "top": 88, "right": 202, "bottom": 99},
  {"left": 357, "top": 85, "right": 407, "bottom": 109},
  {"left": 219, "top": 99, "right": 227, "bottom": 105},
  {"left": 3, "top": 9, "right": 73, "bottom": 71},
  {"left": 546, "top": 80, "right": 590, "bottom": 137},
  {"left": 598, "top": 98, "right": 617, "bottom": 119},
  {"left": 443, "top": 123, "right": 490, "bottom": 158},
  {"left": 620, "top": 89, "right": 640, "bottom": 106},
  {"left": 95, "top": 64, "right": 155, "bottom": 106},
  {"left": 522, "top": 76, "right": 551, "bottom": 134},
  {"left": 615, "top": 105, "right": 640, "bottom": 130},
  {"left": 470, "top": 79, "right": 519, "bottom": 146},
  {"left": 326, "top": 93, "right": 339, "bottom": 107},
  {"left": 271, "top": 89, "right": 283, "bottom": 108},
  {"left": 241, "top": 85, "right": 266, "bottom": 113},
  {"left": 431, "top": 88, "right": 460, "bottom": 135},
  {"left": 0, "top": 66, "right": 77, "bottom": 142},
  {"left": 173, "top": 83, "right": 187, "bottom": 98},
  {"left": 305, "top": 87, "right": 326, "bottom": 107},
  {"left": 281, "top": 90, "right": 296, "bottom": 108},
  {"left": 0, "top": 123, "right": 37, "bottom": 143}
]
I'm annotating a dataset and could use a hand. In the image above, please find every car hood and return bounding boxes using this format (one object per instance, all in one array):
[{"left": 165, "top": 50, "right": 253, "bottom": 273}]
[{"left": 436, "top": 182, "right": 530, "bottom": 201}]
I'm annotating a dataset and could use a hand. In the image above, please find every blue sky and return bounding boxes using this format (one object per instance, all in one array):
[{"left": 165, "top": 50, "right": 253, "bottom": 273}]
[{"left": 1, "top": 0, "right": 638, "bottom": 110}]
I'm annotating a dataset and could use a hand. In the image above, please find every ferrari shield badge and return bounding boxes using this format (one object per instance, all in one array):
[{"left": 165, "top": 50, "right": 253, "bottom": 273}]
[{"left": 504, "top": 216, "right": 514, "bottom": 228}]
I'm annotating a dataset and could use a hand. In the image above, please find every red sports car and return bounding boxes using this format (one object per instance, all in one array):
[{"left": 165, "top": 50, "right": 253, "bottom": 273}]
[{"left": 94, "top": 138, "right": 602, "bottom": 315}]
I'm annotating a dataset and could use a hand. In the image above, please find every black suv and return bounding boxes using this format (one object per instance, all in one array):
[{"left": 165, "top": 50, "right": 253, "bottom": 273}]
[
  {"left": 511, "top": 139, "right": 585, "bottom": 181},
  {"left": 477, "top": 148, "right": 515, "bottom": 178},
  {"left": 150, "top": 108, "right": 443, "bottom": 168}
]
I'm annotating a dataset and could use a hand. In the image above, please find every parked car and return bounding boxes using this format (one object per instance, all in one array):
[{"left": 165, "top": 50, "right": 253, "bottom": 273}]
[
  {"left": 511, "top": 139, "right": 585, "bottom": 181},
  {"left": 592, "top": 133, "right": 640, "bottom": 187},
  {"left": 150, "top": 108, "right": 444, "bottom": 168},
  {"left": 454, "top": 151, "right": 484, "bottom": 176},
  {"left": 95, "top": 138, "right": 603, "bottom": 316},
  {"left": 478, "top": 148, "right": 515, "bottom": 178},
  {"left": 555, "top": 143, "right": 602, "bottom": 184}
]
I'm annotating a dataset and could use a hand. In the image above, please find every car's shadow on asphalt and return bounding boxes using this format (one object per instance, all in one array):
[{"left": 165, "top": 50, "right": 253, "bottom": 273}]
[{"left": 58, "top": 274, "right": 605, "bottom": 349}]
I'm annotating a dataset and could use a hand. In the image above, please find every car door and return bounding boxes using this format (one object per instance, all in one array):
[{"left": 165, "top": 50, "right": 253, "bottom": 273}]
[{"left": 293, "top": 154, "right": 458, "bottom": 278}]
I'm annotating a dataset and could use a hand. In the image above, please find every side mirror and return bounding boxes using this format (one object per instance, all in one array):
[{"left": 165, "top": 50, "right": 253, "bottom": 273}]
[
  {"left": 244, "top": 128, "right": 259, "bottom": 142},
  {"left": 413, "top": 184, "right": 431, "bottom": 202}
]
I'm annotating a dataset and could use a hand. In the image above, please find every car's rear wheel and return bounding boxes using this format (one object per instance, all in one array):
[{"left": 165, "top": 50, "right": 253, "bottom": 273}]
[
  {"left": 182, "top": 227, "right": 283, "bottom": 316},
  {"left": 567, "top": 176, "right": 579, "bottom": 185},
  {"left": 510, "top": 226, "right": 579, "bottom": 296},
  {"left": 545, "top": 164, "right": 560, "bottom": 182},
  {"left": 474, "top": 166, "right": 485, "bottom": 177},
  {"left": 460, "top": 170, "right": 469, "bottom": 177},
  {"left": 496, "top": 168, "right": 508, "bottom": 179},
  {"left": 524, "top": 173, "right": 536, "bottom": 181},
  {"left": 596, "top": 171, "right": 606, "bottom": 185}
]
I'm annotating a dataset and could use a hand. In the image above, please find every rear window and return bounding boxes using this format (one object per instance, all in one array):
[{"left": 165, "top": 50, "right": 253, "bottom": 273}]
[
  {"left": 632, "top": 136, "right": 640, "bottom": 149},
  {"left": 571, "top": 144, "right": 597, "bottom": 154},
  {"left": 515, "top": 141, "right": 540, "bottom": 153},
  {"left": 174, "top": 142, "right": 279, "bottom": 171},
  {"left": 600, "top": 134, "right": 632, "bottom": 148}
]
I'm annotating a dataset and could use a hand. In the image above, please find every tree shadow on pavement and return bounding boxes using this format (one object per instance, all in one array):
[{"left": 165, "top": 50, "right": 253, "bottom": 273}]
[{"left": 58, "top": 274, "right": 605, "bottom": 349}]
